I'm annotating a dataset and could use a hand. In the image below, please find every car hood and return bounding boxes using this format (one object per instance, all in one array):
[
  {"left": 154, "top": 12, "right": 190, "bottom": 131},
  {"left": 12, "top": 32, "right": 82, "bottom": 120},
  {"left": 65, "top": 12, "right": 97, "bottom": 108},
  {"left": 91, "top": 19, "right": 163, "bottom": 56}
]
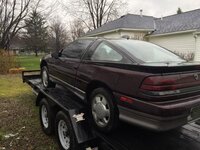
[{"left": 42, "top": 54, "right": 52, "bottom": 60}]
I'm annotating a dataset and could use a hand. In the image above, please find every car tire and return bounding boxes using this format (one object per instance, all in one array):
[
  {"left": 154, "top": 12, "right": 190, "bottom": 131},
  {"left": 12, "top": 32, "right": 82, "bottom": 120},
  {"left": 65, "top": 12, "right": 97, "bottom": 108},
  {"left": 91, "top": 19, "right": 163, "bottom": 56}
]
[
  {"left": 41, "top": 66, "right": 55, "bottom": 88},
  {"left": 55, "top": 111, "right": 78, "bottom": 150},
  {"left": 89, "top": 88, "right": 119, "bottom": 133},
  {"left": 39, "top": 98, "right": 54, "bottom": 135}
]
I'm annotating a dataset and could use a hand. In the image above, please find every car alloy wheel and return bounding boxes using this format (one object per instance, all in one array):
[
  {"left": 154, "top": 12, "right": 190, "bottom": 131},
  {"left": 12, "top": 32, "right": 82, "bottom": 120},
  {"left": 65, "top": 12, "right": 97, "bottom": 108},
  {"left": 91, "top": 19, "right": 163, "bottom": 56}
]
[
  {"left": 42, "top": 68, "right": 48, "bottom": 87},
  {"left": 91, "top": 94, "right": 111, "bottom": 127}
]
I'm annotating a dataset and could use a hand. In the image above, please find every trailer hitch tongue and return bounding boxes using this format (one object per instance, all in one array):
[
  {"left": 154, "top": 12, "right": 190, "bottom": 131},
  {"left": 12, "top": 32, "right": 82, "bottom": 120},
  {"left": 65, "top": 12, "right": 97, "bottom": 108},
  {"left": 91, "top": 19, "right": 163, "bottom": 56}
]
[{"left": 73, "top": 113, "right": 85, "bottom": 122}]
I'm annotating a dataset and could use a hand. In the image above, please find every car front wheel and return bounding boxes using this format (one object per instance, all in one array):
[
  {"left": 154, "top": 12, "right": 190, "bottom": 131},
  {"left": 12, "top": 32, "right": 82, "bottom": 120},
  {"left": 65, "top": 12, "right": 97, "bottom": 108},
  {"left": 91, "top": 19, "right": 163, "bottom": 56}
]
[
  {"left": 89, "top": 88, "right": 119, "bottom": 132},
  {"left": 41, "top": 66, "right": 55, "bottom": 88}
]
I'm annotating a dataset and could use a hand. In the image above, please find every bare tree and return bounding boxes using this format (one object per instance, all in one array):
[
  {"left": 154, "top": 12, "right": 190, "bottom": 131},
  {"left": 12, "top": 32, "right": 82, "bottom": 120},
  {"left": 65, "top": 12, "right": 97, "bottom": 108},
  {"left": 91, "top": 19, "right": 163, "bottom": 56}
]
[
  {"left": 70, "top": 19, "right": 85, "bottom": 41},
  {"left": 0, "top": 0, "right": 32, "bottom": 50},
  {"left": 83, "top": 0, "right": 118, "bottom": 29},
  {"left": 61, "top": 0, "right": 127, "bottom": 30},
  {"left": 50, "top": 19, "right": 71, "bottom": 52}
]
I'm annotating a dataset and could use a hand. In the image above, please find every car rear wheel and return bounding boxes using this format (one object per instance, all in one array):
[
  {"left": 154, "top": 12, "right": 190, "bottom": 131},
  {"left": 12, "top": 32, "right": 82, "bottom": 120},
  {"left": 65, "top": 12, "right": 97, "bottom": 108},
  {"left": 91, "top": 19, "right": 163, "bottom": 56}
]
[
  {"left": 89, "top": 88, "right": 119, "bottom": 132},
  {"left": 41, "top": 66, "right": 55, "bottom": 88}
]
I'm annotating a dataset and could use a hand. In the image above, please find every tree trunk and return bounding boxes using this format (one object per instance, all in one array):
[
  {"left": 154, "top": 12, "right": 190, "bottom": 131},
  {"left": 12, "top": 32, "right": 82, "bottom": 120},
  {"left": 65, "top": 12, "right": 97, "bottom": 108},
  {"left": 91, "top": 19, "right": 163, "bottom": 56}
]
[{"left": 35, "top": 49, "right": 38, "bottom": 57}]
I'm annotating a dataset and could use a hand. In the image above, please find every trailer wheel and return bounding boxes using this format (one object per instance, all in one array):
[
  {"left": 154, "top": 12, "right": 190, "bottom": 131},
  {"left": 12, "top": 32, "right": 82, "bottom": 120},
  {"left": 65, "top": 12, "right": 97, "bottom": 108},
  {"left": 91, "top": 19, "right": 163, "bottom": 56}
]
[
  {"left": 39, "top": 98, "right": 54, "bottom": 135},
  {"left": 55, "top": 111, "right": 77, "bottom": 150}
]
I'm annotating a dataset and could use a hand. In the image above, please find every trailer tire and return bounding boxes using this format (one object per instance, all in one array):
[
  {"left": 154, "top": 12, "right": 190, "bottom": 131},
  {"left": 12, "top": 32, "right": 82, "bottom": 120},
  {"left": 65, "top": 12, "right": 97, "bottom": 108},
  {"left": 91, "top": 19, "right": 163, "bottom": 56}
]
[
  {"left": 39, "top": 98, "right": 54, "bottom": 135},
  {"left": 55, "top": 111, "right": 78, "bottom": 150}
]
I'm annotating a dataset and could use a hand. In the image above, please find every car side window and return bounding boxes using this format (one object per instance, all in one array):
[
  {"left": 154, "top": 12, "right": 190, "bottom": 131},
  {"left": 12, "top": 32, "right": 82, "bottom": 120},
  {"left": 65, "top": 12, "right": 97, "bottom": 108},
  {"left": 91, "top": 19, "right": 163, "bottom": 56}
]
[
  {"left": 62, "top": 40, "right": 92, "bottom": 59},
  {"left": 91, "top": 43, "right": 123, "bottom": 62}
]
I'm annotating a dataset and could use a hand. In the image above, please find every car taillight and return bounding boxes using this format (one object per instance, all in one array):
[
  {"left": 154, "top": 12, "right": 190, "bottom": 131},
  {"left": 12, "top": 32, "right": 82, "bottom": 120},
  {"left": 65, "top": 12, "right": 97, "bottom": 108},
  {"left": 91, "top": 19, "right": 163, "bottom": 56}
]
[
  {"left": 140, "top": 75, "right": 180, "bottom": 95},
  {"left": 141, "top": 84, "right": 177, "bottom": 91}
]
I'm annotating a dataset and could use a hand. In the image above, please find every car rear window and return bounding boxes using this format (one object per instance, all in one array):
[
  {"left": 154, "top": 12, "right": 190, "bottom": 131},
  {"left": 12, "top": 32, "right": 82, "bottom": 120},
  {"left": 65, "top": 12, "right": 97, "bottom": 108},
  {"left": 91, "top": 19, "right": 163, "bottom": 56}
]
[{"left": 110, "top": 40, "right": 185, "bottom": 63}]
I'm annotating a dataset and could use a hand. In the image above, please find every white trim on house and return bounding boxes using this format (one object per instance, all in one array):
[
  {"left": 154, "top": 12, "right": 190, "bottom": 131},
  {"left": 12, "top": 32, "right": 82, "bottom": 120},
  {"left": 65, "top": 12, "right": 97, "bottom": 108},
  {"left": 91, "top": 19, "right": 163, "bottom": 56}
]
[
  {"left": 148, "top": 30, "right": 196, "bottom": 37},
  {"left": 193, "top": 31, "right": 200, "bottom": 35},
  {"left": 87, "top": 28, "right": 154, "bottom": 37}
]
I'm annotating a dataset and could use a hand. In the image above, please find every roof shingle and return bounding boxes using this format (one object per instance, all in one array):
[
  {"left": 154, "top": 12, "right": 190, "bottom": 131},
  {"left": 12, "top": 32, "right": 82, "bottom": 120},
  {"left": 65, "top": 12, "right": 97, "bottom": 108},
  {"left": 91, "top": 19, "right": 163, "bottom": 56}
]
[
  {"left": 86, "top": 14, "right": 155, "bottom": 36},
  {"left": 153, "top": 9, "right": 200, "bottom": 34},
  {"left": 86, "top": 9, "right": 200, "bottom": 36}
]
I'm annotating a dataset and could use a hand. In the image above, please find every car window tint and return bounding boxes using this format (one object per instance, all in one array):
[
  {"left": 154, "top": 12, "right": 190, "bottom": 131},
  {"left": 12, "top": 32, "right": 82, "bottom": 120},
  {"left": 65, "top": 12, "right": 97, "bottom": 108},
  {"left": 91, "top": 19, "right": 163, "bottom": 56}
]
[
  {"left": 111, "top": 40, "right": 185, "bottom": 63},
  {"left": 91, "top": 43, "right": 123, "bottom": 62},
  {"left": 62, "top": 40, "right": 92, "bottom": 59}
]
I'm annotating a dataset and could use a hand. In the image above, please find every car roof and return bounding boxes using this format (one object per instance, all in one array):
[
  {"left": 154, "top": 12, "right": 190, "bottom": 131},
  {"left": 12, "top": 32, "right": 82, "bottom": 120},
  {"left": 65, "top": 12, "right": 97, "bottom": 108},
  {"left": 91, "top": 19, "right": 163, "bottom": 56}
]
[{"left": 78, "top": 36, "right": 132, "bottom": 41}]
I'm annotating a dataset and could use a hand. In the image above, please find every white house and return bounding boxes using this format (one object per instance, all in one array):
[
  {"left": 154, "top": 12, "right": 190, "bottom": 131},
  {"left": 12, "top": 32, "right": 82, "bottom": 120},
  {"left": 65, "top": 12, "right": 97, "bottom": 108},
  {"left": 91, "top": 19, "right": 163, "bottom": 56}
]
[{"left": 86, "top": 9, "right": 200, "bottom": 61}]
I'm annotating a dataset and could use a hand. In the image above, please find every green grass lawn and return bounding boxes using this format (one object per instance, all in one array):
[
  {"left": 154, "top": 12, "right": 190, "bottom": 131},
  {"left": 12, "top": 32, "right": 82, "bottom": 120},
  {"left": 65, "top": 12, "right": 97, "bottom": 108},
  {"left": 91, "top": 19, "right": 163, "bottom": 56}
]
[
  {"left": 16, "top": 55, "right": 43, "bottom": 70},
  {"left": 0, "top": 75, "right": 58, "bottom": 149}
]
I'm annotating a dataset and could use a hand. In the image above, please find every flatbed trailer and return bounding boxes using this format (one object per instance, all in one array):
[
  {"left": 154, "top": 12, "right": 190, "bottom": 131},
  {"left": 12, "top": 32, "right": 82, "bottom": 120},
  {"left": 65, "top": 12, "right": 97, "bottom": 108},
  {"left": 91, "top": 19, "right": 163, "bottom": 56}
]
[{"left": 22, "top": 70, "right": 200, "bottom": 150}]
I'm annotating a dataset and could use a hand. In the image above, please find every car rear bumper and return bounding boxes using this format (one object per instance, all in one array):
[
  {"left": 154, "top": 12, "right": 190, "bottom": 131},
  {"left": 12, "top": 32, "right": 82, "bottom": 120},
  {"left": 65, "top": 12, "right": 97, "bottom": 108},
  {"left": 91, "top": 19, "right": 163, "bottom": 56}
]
[
  {"left": 114, "top": 93, "right": 200, "bottom": 131},
  {"left": 118, "top": 106, "right": 188, "bottom": 131}
]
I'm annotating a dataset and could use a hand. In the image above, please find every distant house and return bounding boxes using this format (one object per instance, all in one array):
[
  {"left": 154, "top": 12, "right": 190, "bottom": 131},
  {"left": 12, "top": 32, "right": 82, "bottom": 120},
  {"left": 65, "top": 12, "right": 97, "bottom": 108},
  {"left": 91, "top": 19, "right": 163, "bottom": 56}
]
[
  {"left": 10, "top": 36, "right": 25, "bottom": 55},
  {"left": 86, "top": 9, "right": 200, "bottom": 61}
]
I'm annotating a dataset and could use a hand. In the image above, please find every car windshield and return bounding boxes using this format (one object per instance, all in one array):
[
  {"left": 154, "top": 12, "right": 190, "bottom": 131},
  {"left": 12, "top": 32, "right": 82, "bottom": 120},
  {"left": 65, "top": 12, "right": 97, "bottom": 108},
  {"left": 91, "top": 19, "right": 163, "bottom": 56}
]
[{"left": 111, "top": 40, "right": 185, "bottom": 63}]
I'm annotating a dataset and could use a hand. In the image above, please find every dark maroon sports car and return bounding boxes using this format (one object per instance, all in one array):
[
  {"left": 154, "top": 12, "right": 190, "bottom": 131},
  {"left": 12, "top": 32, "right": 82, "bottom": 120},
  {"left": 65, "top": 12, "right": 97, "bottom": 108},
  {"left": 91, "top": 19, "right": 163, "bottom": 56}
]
[{"left": 40, "top": 38, "right": 200, "bottom": 132}]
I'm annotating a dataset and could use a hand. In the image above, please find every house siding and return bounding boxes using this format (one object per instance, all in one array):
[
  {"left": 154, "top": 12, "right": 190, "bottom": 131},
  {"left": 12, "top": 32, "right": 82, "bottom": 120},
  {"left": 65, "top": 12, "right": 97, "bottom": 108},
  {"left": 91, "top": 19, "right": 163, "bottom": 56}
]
[
  {"left": 88, "top": 30, "right": 148, "bottom": 40},
  {"left": 98, "top": 31, "right": 121, "bottom": 38},
  {"left": 148, "top": 32, "right": 195, "bottom": 55},
  {"left": 120, "top": 31, "right": 147, "bottom": 40}
]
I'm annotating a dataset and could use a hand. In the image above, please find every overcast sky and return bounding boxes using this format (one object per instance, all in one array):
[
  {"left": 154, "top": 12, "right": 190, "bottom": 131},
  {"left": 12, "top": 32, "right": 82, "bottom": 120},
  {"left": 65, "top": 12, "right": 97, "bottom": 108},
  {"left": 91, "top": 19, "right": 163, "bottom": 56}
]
[
  {"left": 128, "top": 0, "right": 200, "bottom": 17},
  {"left": 43, "top": 0, "right": 200, "bottom": 26}
]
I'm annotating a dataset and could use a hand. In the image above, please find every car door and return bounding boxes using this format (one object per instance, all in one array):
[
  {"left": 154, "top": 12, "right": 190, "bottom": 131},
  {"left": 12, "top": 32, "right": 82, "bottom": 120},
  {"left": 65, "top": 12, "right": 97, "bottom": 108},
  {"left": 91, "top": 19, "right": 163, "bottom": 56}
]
[
  {"left": 76, "top": 41, "right": 131, "bottom": 92},
  {"left": 54, "top": 39, "right": 94, "bottom": 88}
]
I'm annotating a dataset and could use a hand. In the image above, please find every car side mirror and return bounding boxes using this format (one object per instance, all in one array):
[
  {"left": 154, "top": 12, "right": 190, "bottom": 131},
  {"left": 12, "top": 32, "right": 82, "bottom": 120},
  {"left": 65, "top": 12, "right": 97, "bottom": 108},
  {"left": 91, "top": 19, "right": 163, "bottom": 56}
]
[
  {"left": 58, "top": 49, "right": 63, "bottom": 57},
  {"left": 51, "top": 52, "right": 59, "bottom": 59}
]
